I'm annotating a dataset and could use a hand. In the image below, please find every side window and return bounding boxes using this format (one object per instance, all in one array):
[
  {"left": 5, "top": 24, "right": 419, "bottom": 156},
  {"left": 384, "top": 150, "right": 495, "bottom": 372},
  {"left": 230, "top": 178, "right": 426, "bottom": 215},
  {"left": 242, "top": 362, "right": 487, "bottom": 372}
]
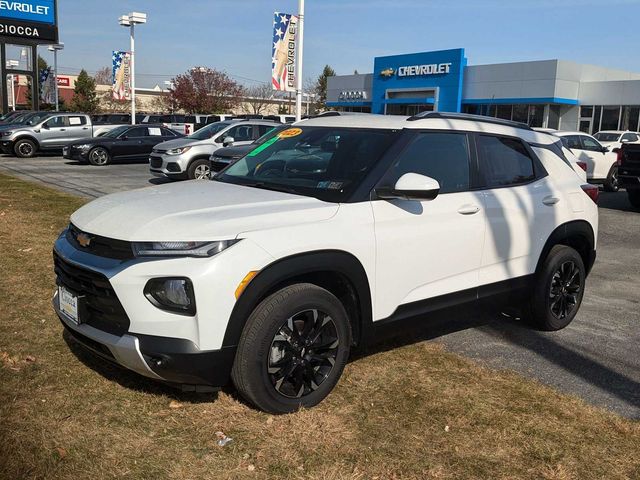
[
  {"left": 126, "top": 127, "right": 148, "bottom": 137},
  {"left": 622, "top": 133, "right": 638, "bottom": 142},
  {"left": 44, "top": 116, "right": 67, "bottom": 128},
  {"left": 477, "top": 135, "right": 536, "bottom": 188},
  {"left": 386, "top": 132, "right": 470, "bottom": 194},
  {"left": 580, "top": 136, "right": 603, "bottom": 151},
  {"left": 225, "top": 125, "right": 253, "bottom": 142},
  {"left": 160, "top": 127, "right": 175, "bottom": 137},
  {"left": 257, "top": 125, "right": 274, "bottom": 137},
  {"left": 563, "top": 135, "right": 582, "bottom": 149}
]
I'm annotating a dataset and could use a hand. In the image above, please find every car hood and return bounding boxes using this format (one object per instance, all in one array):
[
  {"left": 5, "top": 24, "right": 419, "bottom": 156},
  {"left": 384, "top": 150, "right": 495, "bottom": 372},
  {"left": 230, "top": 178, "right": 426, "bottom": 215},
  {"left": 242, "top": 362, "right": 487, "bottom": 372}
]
[
  {"left": 154, "top": 137, "right": 210, "bottom": 150},
  {"left": 70, "top": 180, "right": 339, "bottom": 241},
  {"left": 213, "top": 144, "right": 254, "bottom": 158}
]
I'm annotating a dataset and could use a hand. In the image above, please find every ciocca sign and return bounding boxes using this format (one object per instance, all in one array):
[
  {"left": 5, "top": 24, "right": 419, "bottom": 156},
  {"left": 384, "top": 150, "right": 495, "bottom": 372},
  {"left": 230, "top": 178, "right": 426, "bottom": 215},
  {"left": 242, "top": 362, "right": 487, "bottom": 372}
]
[{"left": 0, "top": 0, "right": 57, "bottom": 43}]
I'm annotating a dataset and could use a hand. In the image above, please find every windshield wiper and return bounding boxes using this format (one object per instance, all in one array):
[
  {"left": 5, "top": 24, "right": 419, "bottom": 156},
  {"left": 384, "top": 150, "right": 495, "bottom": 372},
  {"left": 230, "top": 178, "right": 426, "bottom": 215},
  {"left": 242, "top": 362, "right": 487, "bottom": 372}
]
[{"left": 238, "top": 181, "right": 301, "bottom": 195}]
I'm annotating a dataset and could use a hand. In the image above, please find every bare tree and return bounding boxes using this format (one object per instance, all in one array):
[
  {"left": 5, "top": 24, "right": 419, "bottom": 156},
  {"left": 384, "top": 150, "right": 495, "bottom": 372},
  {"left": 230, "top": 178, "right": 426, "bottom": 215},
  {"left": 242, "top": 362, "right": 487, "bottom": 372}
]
[
  {"left": 242, "top": 83, "right": 274, "bottom": 115},
  {"left": 93, "top": 66, "right": 112, "bottom": 86}
]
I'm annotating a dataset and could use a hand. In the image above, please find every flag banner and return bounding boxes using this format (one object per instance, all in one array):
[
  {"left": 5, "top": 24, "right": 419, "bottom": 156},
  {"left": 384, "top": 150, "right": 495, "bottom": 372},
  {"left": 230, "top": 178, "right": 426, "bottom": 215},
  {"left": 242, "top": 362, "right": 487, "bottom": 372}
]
[
  {"left": 271, "top": 12, "right": 298, "bottom": 92},
  {"left": 112, "top": 50, "right": 131, "bottom": 100},
  {"left": 39, "top": 67, "right": 55, "bottom": 104}
]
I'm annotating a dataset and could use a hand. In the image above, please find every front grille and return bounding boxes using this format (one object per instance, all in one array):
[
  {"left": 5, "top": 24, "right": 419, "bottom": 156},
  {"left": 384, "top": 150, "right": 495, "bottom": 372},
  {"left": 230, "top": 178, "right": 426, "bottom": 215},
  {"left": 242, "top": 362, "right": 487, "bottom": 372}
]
[
  {"left": 54, "top": 252, "right": 130, "bottom": 336},
  {"left": 149, "top": 156, "right": 163, "bottom": 168},
  {"left": 67, "top": 224, "right": 134, "bottom": 260}
]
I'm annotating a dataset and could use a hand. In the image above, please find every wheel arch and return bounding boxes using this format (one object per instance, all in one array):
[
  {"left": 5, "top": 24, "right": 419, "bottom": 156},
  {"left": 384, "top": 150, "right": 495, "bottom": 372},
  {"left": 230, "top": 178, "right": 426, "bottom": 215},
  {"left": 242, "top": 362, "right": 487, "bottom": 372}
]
[
  {"left": 536, "top": 220, "right": 596, "bottom": 276},
  {"left": 13, "top": 135, "right": 40, "bottom": 149},
  {"left": 222, "top": 250, "right": 373, "bottom": 349}
]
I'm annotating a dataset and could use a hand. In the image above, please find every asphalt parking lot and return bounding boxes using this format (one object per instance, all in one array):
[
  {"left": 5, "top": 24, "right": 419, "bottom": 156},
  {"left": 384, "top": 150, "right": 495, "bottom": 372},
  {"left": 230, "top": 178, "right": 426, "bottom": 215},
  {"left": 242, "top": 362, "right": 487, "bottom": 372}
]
[{"left": 1, "top": 155, "right": 638, "bottom": 418}]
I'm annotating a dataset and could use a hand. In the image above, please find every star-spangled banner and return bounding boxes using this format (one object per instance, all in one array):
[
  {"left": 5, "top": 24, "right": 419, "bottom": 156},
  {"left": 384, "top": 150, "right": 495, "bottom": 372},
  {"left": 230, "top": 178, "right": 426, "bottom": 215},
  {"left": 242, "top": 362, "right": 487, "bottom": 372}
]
[
  {"left": 112, "top": 50, "right": 131, "bottom": 101},
  {"left": 271, "top": 11, "right": 298, "bottom": 92}
]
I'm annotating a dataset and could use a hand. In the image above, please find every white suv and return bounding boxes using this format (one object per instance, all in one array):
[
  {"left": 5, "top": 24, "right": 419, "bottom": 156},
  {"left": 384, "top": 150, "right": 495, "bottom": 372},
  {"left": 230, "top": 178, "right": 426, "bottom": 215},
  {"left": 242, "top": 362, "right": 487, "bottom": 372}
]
[{"left": 53, "top": 113, "right": 598, "bottom": 413}]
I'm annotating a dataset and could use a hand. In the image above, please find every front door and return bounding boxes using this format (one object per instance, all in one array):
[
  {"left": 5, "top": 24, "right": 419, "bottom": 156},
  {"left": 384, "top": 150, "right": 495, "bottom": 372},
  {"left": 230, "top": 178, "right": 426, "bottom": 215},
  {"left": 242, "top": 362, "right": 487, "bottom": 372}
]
[{"left": 372, "top": 131, "right": 485, "bottom": 320}]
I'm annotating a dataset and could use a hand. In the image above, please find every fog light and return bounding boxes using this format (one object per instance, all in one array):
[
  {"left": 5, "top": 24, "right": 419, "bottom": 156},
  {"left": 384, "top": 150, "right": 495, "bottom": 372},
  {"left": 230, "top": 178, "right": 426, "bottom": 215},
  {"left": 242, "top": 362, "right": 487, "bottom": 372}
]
[{"left": 144, "top": 277, "right": 196, "bottom": 316}]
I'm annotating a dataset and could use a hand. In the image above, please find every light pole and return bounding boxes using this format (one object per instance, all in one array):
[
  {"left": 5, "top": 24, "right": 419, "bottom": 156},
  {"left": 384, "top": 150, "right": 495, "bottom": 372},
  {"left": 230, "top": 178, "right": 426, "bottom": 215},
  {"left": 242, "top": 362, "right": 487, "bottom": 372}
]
[
  {"left": 6, "top": 60, "right": 19, "bottom": 111},
  {"left": 119, "top": 11, "right": 147, "bottom": 125},
  {"left": 163, "top": 80, "right": 174, "bottom": 113},
  {"left": 47, "top": 43, "right": 64, "bottom": 111},
  {"left": 295, "top": 0, "right": 305, "bottom": 121}
]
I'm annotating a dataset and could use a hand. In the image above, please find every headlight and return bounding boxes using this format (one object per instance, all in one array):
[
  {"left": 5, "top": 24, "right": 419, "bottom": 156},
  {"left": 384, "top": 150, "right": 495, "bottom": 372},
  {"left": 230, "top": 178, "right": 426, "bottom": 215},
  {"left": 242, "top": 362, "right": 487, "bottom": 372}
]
[
  {"left": 2, "top": 131, "right": 13, "bottom": 136},
  {"left": 131, "top": 239, "right": 239, "bottom": 258},
  {"left": 144, "top": 277, "right": 196, "bottom": 315},
  {"left": 76, "top": 144, "right": 92, "bottom": 150},
  {"left": 166, "top": 146, "right": 191, "bottom": 155}
]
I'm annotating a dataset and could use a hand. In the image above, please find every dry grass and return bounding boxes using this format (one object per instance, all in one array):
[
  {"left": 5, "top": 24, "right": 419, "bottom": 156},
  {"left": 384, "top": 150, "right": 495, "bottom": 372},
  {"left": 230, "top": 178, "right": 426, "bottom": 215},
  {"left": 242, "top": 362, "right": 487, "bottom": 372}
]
[{"left": 0, "top": 172, "right": 639, "bottom": 480}]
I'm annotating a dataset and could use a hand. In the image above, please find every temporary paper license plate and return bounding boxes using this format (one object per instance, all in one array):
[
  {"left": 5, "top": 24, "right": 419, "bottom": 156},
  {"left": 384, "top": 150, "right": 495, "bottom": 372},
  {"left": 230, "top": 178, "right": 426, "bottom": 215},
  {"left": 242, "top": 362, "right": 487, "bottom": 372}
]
[{"left": 59, "top": 286, "right": 79, "bottom": 324}]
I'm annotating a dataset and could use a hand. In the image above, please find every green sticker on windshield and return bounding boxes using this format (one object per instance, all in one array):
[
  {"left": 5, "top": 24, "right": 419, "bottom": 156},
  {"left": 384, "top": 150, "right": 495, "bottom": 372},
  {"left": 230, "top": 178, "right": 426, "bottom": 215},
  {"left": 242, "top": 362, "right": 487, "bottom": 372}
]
[{"left": 247, "top": 136, "right": 280, "bottom": 157}]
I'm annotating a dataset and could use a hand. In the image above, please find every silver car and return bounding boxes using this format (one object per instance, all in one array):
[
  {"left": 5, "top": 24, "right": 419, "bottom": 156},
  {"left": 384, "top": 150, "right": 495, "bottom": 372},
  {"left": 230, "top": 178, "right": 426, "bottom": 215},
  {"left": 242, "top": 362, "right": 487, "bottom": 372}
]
[{"left": 149, "top": 120, "right": 278, "bottom": 180}]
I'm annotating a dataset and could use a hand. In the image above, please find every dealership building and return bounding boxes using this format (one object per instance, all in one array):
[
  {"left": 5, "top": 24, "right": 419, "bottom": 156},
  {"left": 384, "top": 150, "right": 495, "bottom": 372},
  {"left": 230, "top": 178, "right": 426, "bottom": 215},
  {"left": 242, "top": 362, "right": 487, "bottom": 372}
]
[{"left": 326, "top": 48, "right": 640, "bottom": 134}]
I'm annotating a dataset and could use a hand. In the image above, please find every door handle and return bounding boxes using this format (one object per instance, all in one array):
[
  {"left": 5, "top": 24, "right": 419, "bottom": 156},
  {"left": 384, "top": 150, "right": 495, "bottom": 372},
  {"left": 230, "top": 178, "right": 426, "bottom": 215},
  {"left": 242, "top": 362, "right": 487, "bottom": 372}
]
[
  {"left": 457, "top": 204, "right": 480, "bottom": 215},
  {"left": 542, "top": 196, "right": 560, "bottom": 206},
  {"left": 82, "top": 127, "right": 89, "bottom": 130},
  {"left": 60, "top": 128, "right": 66, "bottom": 131}
]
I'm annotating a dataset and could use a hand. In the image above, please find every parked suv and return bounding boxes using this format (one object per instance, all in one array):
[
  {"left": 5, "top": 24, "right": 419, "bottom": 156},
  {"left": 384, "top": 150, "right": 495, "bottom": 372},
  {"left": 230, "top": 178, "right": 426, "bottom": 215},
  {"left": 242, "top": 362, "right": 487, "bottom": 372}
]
[
  {"left": 555, "top": 131, "right": 619, "bottom": 191},
  {"left": 617, "top": 143, "right": 640, "bottom": 208},
  {"left": 593, "top": 130, "right": 640, "bottom": 153},
  {"left": 53, "top": 113, "right": 598, "bottom": 413},
  {"left": 149, "top": 119, "right": 278, "bottom": 180}
]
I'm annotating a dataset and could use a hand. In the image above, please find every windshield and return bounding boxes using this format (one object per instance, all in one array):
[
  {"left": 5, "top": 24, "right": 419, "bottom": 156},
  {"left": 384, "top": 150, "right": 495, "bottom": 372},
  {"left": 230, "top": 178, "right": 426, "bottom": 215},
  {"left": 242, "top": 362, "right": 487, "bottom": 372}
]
[
  {"left": 594, "top": 132, "right": 621, "bottom": 142},
  {"left": 253, "top": 125, "right": 288, "bottom": 145},
  {"left": 24, "top": 113, "right": 51, "bottom": 126},
  {"left": 187, "top": 122, "right": 230, "bottom": 140},
  {"left": 102, "top": 125, "right": 130, "bottom": 138},
  {"left": 216, "top": 126, "right": 398, "bottom": 202}
]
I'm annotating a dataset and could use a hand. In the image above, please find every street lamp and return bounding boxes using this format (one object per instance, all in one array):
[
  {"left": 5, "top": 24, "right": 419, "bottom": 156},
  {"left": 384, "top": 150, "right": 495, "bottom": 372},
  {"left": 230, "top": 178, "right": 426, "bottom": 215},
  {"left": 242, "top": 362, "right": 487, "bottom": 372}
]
[
  {"left": 6, "top": 60, "right": 19, "bottom": 111},
  {"left": 47, "top": 43, "right": 64, "bottom": 112},
  {"left": 119, "top": 11, "right": 147, "bottom": 124},
  {"left": 163, "top": 80, "right": 175, "bottom": 113}
]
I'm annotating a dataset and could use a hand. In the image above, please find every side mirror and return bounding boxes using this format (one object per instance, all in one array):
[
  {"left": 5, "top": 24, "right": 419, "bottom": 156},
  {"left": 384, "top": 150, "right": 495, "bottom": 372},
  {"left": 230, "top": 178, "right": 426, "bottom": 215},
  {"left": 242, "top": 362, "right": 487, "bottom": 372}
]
[
  {"left": 42, "top": 123, "right": 50, "bottom": 130},
  {"left": 222, "top": 136, "right": 234, "bottom": 147},
  {"left": 621, "top": 139, "right": 629, "bottom": 143},
  {"left": 121, "top": 135, "right": 129, "bottom": 140},
  {"left": 376, "top": 173, "right": 441, "bottom": 201}
]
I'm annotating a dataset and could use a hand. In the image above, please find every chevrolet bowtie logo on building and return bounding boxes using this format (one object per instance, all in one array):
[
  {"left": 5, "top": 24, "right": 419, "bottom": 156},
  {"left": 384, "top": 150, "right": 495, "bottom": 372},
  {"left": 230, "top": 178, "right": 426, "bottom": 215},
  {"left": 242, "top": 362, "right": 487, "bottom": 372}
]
[
  {"left": 76, "top": 233, "right": 92, "bottom": 248},
  {"left": 380, "top": 68, "right": 395, "bottom": 77}
]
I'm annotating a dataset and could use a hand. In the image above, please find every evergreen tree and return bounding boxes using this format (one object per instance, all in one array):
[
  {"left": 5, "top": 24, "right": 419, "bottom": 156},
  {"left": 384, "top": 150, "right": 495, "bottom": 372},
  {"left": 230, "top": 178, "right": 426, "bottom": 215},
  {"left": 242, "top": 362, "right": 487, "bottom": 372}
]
[
  {"left": 314, "top": 65, "right": 336, "bottom": 110},
  {"left": 69, "top": 69, "right": 100, "bottom": 113}
]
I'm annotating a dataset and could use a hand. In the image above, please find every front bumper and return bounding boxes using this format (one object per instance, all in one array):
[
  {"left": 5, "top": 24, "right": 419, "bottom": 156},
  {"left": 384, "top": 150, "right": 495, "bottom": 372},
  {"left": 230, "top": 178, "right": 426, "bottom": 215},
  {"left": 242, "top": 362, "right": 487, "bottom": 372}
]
[
  {"left": 62, "top": 145, "right": 90, "bottom": 161},
  {"left": 149, "top": 152, "right": 188, "bottom": 178},
  {"left": 1, "top": 140, "right": 14, "bottom": 154}
]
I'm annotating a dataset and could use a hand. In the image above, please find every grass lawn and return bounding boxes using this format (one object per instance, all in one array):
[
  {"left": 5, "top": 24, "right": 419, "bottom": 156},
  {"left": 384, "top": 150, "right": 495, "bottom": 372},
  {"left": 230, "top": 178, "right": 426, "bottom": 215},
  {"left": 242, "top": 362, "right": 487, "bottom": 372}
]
[{"left": 0, "top": 172, "right": 638, "bottom": 480}]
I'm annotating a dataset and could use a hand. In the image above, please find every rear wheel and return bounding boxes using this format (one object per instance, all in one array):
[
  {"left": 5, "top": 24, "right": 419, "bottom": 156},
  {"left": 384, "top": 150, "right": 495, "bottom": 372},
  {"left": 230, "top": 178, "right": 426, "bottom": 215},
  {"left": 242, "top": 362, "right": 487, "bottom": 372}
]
[
  {"left": 88, "top": 147, "right": 110, "bottom": 166},
  {"left": 603, "top": 165, "right": 619, "bottom": 192},
  {"left": 187, "top": 159, "right": 210, "bottom": 180},
  {"left": 13, "top": 139, "right": 36, "bottom": 158},
  {"left": 628, "top": 189, "right": 640, "bottom": 208},
  {"left": 527, "top": 245, "right": 586, "bottom": 331},
  {"left": 231, "top": 283, "right": 351, "bottom": 414}
]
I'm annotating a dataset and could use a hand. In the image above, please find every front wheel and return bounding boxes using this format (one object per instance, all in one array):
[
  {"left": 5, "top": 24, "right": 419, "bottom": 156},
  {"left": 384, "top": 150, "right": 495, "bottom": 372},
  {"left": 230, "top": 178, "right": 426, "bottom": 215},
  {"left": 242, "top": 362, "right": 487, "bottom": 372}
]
[
  {"left": 527, "top": 245, "right": 586, "bottom": 331},
  {"left": 628, "top": 189, "right": 640, "bottom": 208},
  {"left": 231, "top": 283, "right": 351, "bottom": 414},
  {"left": 603, "top": 165, "right": 619, "bottom": 192},
  {"left": 13, "top": 139, "right": 37, "bottom": 158},
  {"left": 88, "top": 147, "right": 111, "bottom": 166},
  {"left": 187, "top": 159, "right": 210, "bottom": 180}
]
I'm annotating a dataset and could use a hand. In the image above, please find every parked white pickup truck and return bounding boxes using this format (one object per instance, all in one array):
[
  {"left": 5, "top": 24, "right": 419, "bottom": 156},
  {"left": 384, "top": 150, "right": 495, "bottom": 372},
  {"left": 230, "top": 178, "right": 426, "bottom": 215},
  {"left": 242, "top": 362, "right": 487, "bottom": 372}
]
[{"left": 0, "top": 112, "right": 124, "bottom": 158}]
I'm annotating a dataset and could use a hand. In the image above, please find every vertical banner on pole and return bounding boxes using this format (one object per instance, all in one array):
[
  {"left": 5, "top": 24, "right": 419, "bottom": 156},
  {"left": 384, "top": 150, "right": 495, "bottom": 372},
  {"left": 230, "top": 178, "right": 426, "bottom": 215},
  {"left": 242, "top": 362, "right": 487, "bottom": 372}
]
[
  {"left": 39, "top": 67, "right": 55, "bottom": 104},
  {"left": 271, "top": 12, "right": 297, "bottom": 92},
  {"left": 112, "top": 50, "right": 131, "bottom": 100}
]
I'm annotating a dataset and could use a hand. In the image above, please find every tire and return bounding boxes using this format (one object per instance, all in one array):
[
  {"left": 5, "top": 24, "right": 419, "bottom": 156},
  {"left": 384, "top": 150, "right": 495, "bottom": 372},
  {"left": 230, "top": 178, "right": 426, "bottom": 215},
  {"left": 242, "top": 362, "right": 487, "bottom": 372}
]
[
  {"left": 527, "top": 245, "right": 586, "bottom": 331},
  {"left": 628, "top": 190, "right": 640, "bottom": 208},
  {"left": 13, "top": 138, "right": 37, "bottom": 158},
  {"left": 187, "top": 159, "right": 211, "bottom": 180},
  {"left": 88, "top": 147, "right": 110, "bottom": 166},
  {"left": 231, "top": 283, "right": 352, "bottom": 414},
  {"left": 603, "top": 165, "right": 619, "bottom": 192}
]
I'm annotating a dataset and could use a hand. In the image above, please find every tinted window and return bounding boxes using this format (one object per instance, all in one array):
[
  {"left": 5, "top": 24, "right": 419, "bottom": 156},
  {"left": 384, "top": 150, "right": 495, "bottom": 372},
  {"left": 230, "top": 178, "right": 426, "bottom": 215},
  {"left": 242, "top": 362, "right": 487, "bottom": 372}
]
[
  {"left": 478, "top": 135, "right": 535, "bottom": 187},
  {"left": 563, "top": 135, "right": 582, "bottom": 149},
  {"left": 257, "top": 124, "right": 275, "bottom": 137},
  {"left": 160, "top": 127, "right": 176, "bottom": 136},
  {"left": 127, "top": 127, "right": 148, "bottom": 137},
  {"left": 44, "top": 116, "right": 67, "bottom": 128},
  {"left": 385, "top": 132, "right": 470, "bottom": 194},
  {"left": 224, "top": 124, "right": 254, "bottom": 142},
  {"left": 580, "top": 136, "right": 602, "bottom": 151},
  {"left": 622, "top": 133, "right": 638, "bottom": 142}
]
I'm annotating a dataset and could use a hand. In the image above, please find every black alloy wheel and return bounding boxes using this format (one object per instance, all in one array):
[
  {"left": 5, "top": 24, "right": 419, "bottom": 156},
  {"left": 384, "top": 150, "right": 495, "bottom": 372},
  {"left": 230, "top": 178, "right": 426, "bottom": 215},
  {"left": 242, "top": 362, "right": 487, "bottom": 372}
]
[
  {"left": 268, "top": 308, "right": 339, "bottom": 399},
  {"left": 549, "top": 260, "right": 582, "bottom": 320}
]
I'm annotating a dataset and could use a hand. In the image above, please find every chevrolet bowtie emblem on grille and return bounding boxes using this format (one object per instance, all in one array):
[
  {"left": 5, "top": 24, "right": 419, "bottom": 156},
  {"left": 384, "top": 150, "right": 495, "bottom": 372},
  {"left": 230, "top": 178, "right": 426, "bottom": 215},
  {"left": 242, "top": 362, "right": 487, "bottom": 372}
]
[
  {"left": 380, "top": 68, "right": 395, "bottom": 77},
  {"left": 76, "top": 233, "right": 91, "bottom": 247}
]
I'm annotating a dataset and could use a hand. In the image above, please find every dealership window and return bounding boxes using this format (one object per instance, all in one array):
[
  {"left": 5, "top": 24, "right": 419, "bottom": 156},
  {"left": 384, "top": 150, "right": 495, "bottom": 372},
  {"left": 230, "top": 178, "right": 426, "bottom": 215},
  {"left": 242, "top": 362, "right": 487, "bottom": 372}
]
[
  {"left": 601, "top": 106, "right": 620, "bottom": 131},
  {"left": 463, "top": 103, "right": 544, "bottom": 127},
  {"left": 580, "top": 106, "right": 594, "bottom": 119},
  {"left": 547, "top": 105, "right": 561, "bottom": 130},
  {"left": 496, "top": 105, "right": 512, "bottom": 120},
  {"left": 512, "top": 105, "right": 528, "bottom": 123}
]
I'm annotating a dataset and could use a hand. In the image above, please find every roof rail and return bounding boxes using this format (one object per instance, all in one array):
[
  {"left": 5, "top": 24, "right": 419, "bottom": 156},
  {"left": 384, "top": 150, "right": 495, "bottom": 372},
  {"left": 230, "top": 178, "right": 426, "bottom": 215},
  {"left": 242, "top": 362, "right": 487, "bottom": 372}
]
[{"left": 407, "top": 111, "right": 533, "bottom": 131}]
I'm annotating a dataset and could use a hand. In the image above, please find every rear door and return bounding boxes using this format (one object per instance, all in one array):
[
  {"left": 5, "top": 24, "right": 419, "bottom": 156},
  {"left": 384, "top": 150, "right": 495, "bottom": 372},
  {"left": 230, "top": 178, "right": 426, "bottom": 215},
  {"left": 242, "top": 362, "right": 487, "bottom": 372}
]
[{"left": 65, "top": 115, "right": 91, "bottom": 143}]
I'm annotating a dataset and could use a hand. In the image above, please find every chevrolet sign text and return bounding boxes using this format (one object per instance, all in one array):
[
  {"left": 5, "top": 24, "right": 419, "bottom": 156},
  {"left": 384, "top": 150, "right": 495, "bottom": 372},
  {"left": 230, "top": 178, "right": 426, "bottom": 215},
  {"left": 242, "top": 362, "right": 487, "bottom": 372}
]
[{"left": 397, "top": 63, "right": 452, "bottom": 77}]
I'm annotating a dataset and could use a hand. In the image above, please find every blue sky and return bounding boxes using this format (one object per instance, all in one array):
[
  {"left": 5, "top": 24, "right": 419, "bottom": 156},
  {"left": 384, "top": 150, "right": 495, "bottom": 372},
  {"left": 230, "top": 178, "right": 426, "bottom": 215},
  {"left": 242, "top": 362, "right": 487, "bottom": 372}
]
[{"left": 46, "top": 0, "right": 640, "bottom": 88}]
